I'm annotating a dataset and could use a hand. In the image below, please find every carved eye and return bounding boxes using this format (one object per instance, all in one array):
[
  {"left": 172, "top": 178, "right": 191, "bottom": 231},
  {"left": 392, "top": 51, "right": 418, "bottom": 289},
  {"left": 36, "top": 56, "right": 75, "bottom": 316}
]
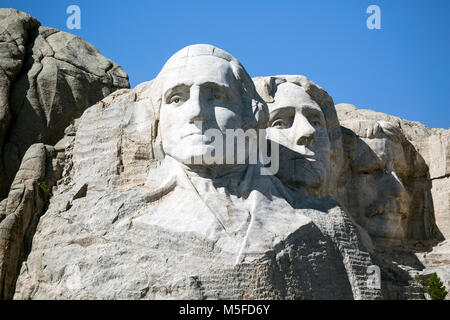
[
  {"left": 271, "top": 119, "right": 287, "bottom": 128},
  {"left": 211, "top": 89, "right": 225, "bottom": 101},
  {"left": 169, "top": 96, "right": 181, "bottom": 104},
  {"left": 312, "top": 120, "right": 322, "bottom": 127}
]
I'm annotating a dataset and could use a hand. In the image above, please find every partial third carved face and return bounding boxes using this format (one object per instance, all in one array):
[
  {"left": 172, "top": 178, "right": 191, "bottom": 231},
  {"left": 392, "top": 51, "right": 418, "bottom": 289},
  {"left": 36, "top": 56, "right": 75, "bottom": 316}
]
[
  {"left": 159, "top": 55, "right": 244, "bottom": 165},
  {"left": 266, "top": 82, "right": 331, "bottom": 191},
  {"left": 351, "top": 134, "right": 411, "bottom": 241}
]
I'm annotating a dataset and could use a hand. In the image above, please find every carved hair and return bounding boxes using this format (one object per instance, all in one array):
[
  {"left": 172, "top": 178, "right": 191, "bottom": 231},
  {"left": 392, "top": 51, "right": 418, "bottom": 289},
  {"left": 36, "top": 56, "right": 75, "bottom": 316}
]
[
  {"left": 340, "top": 120, "right": 406, "bottom": 144},
  {"left": 340, "top": 119, "right": 425, "bottom": 177}
]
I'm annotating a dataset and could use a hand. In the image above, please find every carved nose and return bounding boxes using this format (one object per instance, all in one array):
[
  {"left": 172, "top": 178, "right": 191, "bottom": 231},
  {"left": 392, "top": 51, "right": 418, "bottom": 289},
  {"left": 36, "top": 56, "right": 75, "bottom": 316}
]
[
  {"left": 296, "top": 135, "right": 316, "bottom": 146},
  {"left": 295, "top": 123, "right": 316, "bottom": 147},
  {"left": 187, "top": 86, "right": 207, "bottom": 123},
  {"left": 294, "top": 116, "right": 316, "bottom": 147},
  {"left": 381, "top": 169, "right": 406, "bottom": 199}
]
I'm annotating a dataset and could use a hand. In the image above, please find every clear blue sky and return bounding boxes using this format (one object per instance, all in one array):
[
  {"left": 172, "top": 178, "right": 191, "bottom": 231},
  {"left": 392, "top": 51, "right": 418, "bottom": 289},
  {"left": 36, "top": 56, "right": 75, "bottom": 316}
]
[{"left": 8, "top": 0, "right": 450, "bottom": 129}]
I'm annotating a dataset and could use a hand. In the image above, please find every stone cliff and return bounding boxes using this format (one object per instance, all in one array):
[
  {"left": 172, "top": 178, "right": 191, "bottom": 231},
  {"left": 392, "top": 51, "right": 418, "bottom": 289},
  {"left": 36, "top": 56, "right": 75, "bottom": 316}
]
[
  {"left": 0, "top": 10, "right": 448, "bottom": 300},
  {"left": 0, "top": 8, "right": 129, "bottom": 200}
]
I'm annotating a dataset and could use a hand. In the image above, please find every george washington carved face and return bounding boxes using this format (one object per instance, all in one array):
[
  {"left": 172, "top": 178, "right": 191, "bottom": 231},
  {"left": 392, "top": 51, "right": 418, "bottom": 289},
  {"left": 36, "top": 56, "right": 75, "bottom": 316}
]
[
  {"left": 155, "top": 45, "right": 266, "bottom": 167},
  {"left": 159, "top": 56, "right": 243, "bottom": 165}
]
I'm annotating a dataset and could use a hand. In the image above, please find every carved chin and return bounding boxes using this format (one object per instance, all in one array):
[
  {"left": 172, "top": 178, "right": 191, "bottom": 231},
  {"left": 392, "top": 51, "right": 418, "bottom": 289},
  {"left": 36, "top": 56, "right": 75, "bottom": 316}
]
[
  {"left": 290, "top": 173, "right": 323, "bottom": 189},
  {"left": 278, "top": 161, "right": 326, "bottom": 190}
]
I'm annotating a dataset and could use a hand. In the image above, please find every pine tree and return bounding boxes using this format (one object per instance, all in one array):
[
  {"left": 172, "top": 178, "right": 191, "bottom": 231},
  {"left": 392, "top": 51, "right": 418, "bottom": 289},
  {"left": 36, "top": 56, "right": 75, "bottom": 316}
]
[{"left": 425, "top": 273, "right": 448, "bottom": 300}]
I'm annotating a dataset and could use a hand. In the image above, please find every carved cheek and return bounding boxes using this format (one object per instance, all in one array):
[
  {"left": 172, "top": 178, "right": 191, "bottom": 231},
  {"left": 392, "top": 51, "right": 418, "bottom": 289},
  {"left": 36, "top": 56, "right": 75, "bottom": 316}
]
[
  {"left": 267, "top": 127, "right": 291, "bottom": 148},
  {"left": 315, "top": 130, "right": 331, "bottom": 152}
]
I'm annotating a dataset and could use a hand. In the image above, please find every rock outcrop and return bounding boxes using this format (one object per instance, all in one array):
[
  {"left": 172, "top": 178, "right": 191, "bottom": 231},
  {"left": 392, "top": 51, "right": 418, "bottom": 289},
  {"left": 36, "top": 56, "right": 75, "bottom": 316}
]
[
  {"left": 10, "top": 84, "right": 379, "bottom": 300},
  {"left": 413, "top": 132, "right": 450, "bottom": 239},
  {"left": 336, "top": 103, "right": 449, "bottom": 299},
  {"left": 417, "top": 240, "right": 450, "bottom": 298},
  {"left": 0, "top": 9, "right": 130, "bottom": 199},
  {"left": 335, "top": 103, "right": 445, "bottom": 141},
  {"left": 0, "top": 14, "right": 446, "bottom": 298},
  {"left": 336, "top": 103, "right": 449, "bottom": 243},
  {"left": 9, "top": 45, "right": 383, "bottom": 300},
  {"left": 0, "top": 142, "right": 64, "bottom": 299}
]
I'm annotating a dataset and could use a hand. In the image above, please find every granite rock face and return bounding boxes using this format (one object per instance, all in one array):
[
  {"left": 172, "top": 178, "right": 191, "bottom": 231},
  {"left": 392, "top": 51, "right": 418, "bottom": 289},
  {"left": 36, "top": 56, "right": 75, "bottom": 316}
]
[
  {"left": 337, "top": 119, "right": 435, "bottom": 245},
  {"left": 336, "top": 103, "right": 445, "bottom": 141},
  {"left": 417, "top": 239, "right": 450, "bottom": 299},
  {"left": 0, "top": 9, "right": 129, "bottom": 199},
  {"left": 0, "top": 142, "right": 64, "bottom": 299},
  {"left": 0, "top": 23, "right": 447, "bottom": 299},
  {"left": 12, "top": 87, "right": 378, "bottom": 300},
  {"left": 413, "top": 131, "right": 450, "bottom": 239},
  {"left": 10, "top": 46, "right": 382, "bottom": 300},
  {"left": 336, "top": 103, "right": 449, "bottom": 299},
  {"left": 336, "top": 103, "right": 449, "bottom": 244}
]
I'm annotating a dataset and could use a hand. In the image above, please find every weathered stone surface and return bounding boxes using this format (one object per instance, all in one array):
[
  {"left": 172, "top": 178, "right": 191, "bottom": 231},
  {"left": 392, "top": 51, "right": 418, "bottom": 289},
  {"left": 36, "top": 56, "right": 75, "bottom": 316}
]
[
  {"left": 430, "top": 177, "right": 450, "bottom": 239},
  {"left": 0, "top": 22, "right": 445, "bottom": 299},
  {"left": 413, "top": 131, "right": 450, "bottom": 179},
  {"left": 413, "top": 132, "right": 450, "bottom": 239},
  {"left": 0, "top": 9, "right": 130, "bottom": 199},
  {"left": 337, "top": 119, "right": 435, "bottom": 245},
  {"left": 12, "top": 45, "right": 381, "bottom": 300},
  {"left": 415, "top": 240, "right": 450, "bottom": 299},
  {"left": 0, "top": 142, "right": 63, "bottom": 299},
  {"left": 335, "top": 103, "right": 446, "bottom": 141},
  {"left": 335, "top": 104, "right": 449, "bottom": 299},
  {"left": 0, "top": 9, "right": 40, "bottom": 203},
  {"left": 336, "top": 104, "right": 449, "bottom": 243}
]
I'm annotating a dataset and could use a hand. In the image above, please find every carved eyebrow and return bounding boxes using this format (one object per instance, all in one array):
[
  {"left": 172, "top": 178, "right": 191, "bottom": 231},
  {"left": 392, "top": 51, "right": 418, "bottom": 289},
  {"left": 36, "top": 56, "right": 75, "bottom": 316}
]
[
  {"left": 300, "top": 104, "right": 323, "bottom": 118},
  {"left": 163, "top": 81, "right": 232, "bottom": 101},
  {"left": 268, "top": 106, "right": 295, "bottom": 119},
  {"left": 164, "top": 83, "right": 191, "bottom": 101},
  {"left": 200, "top": 81, "right": 232, "bottom": 96}
]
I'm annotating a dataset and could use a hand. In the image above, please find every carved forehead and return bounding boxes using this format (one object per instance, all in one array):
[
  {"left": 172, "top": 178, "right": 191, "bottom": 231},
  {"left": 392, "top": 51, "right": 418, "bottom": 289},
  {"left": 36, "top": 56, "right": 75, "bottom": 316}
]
[
  {"left": 361, "top": 135, "right": 406, "bottom": 160},
  {"left": 270, "top": 82, "right": 321, "bottom": 112},
  {"left": 156, "top": 45, "right": 244, "bottom": 94},
  {"left": 160, "top": 55, "right": 236, "bottom": 93},
  {"left": 352, "top": 132, "right": 409, "bottom": 174},
  {"left": 159, "top": 44, "right": 235, "bottom": 73}
]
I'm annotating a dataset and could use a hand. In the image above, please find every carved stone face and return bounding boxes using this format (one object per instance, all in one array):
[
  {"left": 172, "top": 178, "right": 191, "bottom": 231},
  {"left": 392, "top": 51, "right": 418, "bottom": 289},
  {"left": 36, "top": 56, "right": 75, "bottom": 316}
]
[
  {"left": 350, "top": 132, "right": 411, "bottom": 241},
  {"left": 266, "top": 82, "right": 331, "bottom": 191},
  {"left": 159, "top": 55, "right": 244, "bottom": 165}
]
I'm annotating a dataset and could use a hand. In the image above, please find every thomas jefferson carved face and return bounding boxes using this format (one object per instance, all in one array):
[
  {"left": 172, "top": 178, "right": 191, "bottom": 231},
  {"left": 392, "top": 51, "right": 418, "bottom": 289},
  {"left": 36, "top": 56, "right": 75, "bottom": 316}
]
[
  {"left": 266, "top": 82, "right": 331, "bottom": 191},
  {"left": 158, "top": 54, "right": 245, "bottom": 165}
]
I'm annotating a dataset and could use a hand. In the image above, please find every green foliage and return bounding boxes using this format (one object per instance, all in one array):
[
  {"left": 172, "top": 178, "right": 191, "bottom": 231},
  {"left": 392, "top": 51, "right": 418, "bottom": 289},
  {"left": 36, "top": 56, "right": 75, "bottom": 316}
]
[
  {"left": 426, "top": 273, "right": 448, "bottom": 300},
  {"left": 415, "top": 273, "right": 448, "bottom": 300},
  {"left": 414, "top": 274, "right": 425, "bottom": 286},
  {"left": 39, "top": 181, "right": 50, "bottom": 194},
  {"left": 70, "top": 117, "right": 75, "bottom": 126}
]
